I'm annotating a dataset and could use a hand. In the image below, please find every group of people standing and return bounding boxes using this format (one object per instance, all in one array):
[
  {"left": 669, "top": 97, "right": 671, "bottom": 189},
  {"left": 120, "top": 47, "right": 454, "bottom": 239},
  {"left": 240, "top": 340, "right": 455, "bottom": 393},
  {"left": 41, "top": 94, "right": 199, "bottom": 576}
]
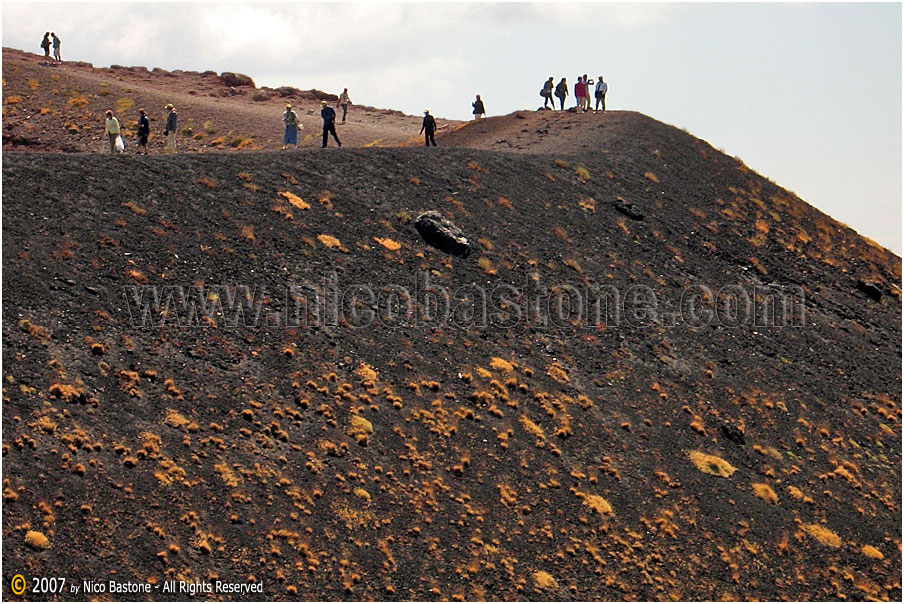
[
  {"left": 541, "top": 75, "right": 607, "bottom": 112},
  {"left": 281, "top": 89, "right": 352, "bottom": 149},
  {"left": 103, "top": 104, "right": 178, "bottom": 154},
  {"left": 40, "top": 32, "right": 61, "bottom": 63}
]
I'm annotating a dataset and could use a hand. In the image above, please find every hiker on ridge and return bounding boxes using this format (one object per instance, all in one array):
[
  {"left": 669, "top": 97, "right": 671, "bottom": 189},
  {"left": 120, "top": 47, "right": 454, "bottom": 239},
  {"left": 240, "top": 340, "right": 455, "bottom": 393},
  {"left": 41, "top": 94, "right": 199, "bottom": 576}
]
[
  {"left": 51, "top": 33, "right": 61, "bottom": 62},
  {"left": 163, "top": 103, "right": 178, "bottom": 154},
  {"left": 420, "top": 109, "right": 437, "bottom": 147},
  {"left": 337, "top": 88, "right": 352, "bottom": 124},
  {"left": 136, "top": 108, "right": 150, "bottom": 155},
  {"left": 104, "top": 110, "right": 121, "bottom": 153},
  {"left": 472, "top": 94, "right": 485, "bottom": 120},
  {"left": 582, "top": 75, "right": 591, "bottom": 111},
  {"left": 574, "top": 76, "right": 585, "bottom": 112},
  {"left": 40, "top": 32, "right": 51, "bottom": 59},
  {"left": 595, "top": 76, "right": 608, "bottom": 112},
  {"left": 541, "top": 77, "right": 555, "bottom": 109},
  {"left": 554, "top": 77, "right": 568, "bottom": 110},
  {"left": 282, "top": 103, "right": 302, "bottom": 149},
  {"left": 320, "top": 100, "right": 341, "bottom": 148}
]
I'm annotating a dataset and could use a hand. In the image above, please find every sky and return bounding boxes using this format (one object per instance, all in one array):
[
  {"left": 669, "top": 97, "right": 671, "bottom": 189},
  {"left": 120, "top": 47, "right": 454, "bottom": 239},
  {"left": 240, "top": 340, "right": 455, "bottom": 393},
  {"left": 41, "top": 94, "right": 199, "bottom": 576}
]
[{"left": 2, "top": 1, "right": 901, "bottom": 254}]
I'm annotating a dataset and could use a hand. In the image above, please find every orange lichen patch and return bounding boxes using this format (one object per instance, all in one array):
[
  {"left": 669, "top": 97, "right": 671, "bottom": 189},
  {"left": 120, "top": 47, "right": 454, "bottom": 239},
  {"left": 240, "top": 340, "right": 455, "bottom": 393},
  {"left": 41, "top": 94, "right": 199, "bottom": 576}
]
[
  {"left": 197, "top": 177, "right": 217, "bottom": 188},
  {"left": 214, "top": 463, "right": 240, "bottom": 487},
  {"left": 356, "top": 363, "right": 378, "bottom": 384},
  {"left": 575, "top": 166, "right": 590, "bottom": 183},
  {"left": 498, "top": 484, "right": 517, "bottom": 506},
  {"left": 278, "top": 191, "right": 310, "bottom": 210},
  {"left": 644, "top": 171, "right": 659, "bottom": 183},
  {"left": 521, "top": 416, "right": 545, "bottom": 440},
  {"left": 861, "top": 545, "right": 884, "bottom": 560},
  {"left": 489, "top": 357, "right": 515, "bottom": 373},
  {"left": 25, "top": 530, "right": 50, "bottom": 550},
  {"left": 373, "top": 237, "right": 402, "bottom": 251},
  {"left": 803, "top": 524, "right": 842, "bottom": 548},
  {"left": 578, "top": 197, "right": 596, "bottom": 212},
  {"left": 546, "top": 362, "right": 569, "bottom": 383},
  {"left": 751, "top": 483, "right": 778, "bottom": 504},
  {"left": 122, "top": 201, "right": 147, "bottom": 216},
  {"left": 533, "top": 570, "right": 558, "bottom": 590},
  {"left": 353, "top": 488, "right": 372, "bottom": 503},
  {"left": 164, "top": 409, "right": 191, "bottom": 430},
  {"left": 575, "top": 491, "right": 614, "bottom": 516},
  {"left": 317, "top": 234, "right": 342, "bottom": 249},
  {"left": 239, "top": 225, "right": 255, "bottom": 241},
  {"left": 126, "top": 269, "right": 147, "bottom": 283},
  {"left": 49, "top": 383, "right": 84, "bottom": 402},
  {"left": 755, "top": 219, "right": 770, "bottom": 233},
  {"left": 688, "top": 451, "right": 736, "bottom": 478},
  {"left": 18, "top": 319, "right": 51, "bottom": 340}
]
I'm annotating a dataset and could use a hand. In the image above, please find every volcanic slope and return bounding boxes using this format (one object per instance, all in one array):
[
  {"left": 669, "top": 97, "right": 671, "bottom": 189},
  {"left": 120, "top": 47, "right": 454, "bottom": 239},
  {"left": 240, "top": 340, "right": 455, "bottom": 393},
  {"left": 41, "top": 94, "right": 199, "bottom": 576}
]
[
  {"left": 2, "top": 113, "right": 901, "bottom": 601},
  {"left": 1, "top": 47, "right": 442, "bottom": 153}
]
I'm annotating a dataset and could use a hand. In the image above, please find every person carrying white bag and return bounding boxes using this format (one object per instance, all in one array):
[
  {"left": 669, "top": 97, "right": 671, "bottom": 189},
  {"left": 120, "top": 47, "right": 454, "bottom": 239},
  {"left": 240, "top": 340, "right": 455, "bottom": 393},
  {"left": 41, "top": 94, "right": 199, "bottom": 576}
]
[{"left": 104, "top": 110, "right": 124, "bottom": 153}]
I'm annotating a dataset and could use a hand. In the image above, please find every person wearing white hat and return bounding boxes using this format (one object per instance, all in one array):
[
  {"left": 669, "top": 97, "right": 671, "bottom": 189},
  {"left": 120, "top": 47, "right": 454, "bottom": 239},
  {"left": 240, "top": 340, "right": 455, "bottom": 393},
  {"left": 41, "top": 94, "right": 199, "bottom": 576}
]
[
  {"left": 163, "top": 103, "right": 178, "bottom": 154},
  {"left": 282, "top": 103, "right": 301, "bottom": 149}
]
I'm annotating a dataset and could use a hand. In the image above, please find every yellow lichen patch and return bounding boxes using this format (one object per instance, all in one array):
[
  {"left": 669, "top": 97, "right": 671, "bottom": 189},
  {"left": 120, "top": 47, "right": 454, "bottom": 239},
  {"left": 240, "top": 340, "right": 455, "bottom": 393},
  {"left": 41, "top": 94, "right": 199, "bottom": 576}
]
[
  {"left": 498, "top": 484, "right": 517, "bottom": 506},
  {"left": 373, "top": 237, "right": 402, "bottom": 251},
  {"left": 576, "top": 491, "right": 614, "bottom": 516},
  {"left": 164, "top": 409, "right": 191, "bottom": 430},
  {"left": 356, "top": 363, "right": 378, "bottom": 384},
  {"left": 861, "top": 545, "right": 884, "bottom": 560},
  {"left": 25, "top": 530, "right": 50, "bottom": 550},
  {"left": 489, "top": 357, "right": 515, "bottom": 373},
  {"left": 347, "top": 415, "right": 373, "bottom": 445},
  {"left": 317, "top": 234, "right": 342, "bottom": 249},
  {"left": 751, "top": 483, "right": 778, "bottom": 504},
  {"left": 353, "top": 488, "right": 372, "bottom": 503},
  {"left": 803, "top": 524, "right": 842, "bottom": 548},
  {"left": 546, "top": 362, "right": 569, "bottom": 383},
  {"left": 278, "top": 191, "right": 309, "bottom": 210},
  {"left": 214, "top": 463, "right": 240, "bottom": 487},
  {"left": 688, "top": 451, "right": 736, "bottom": 478},
  {"left": 521, "top": 416, "right": 545, "bottom": 440},
  {"left": 533, "top": 570, "right": 558, "bottom": 590}
]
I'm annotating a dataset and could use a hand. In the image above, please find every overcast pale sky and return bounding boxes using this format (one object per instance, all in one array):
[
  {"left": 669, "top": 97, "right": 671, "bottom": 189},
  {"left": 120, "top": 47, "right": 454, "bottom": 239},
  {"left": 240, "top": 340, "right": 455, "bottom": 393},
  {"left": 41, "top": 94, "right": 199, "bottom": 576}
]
[{"left": 2, "top": 2, "right": 901, "bottom": 254}]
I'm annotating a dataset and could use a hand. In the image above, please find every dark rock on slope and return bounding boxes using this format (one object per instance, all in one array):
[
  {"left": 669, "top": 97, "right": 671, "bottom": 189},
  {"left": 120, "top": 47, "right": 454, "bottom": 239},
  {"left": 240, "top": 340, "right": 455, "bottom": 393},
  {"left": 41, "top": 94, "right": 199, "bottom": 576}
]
[
  {"left": 2, "top": 114, "right": 901, "bottom": 601},
  {"left": 414, "top": 211, "right": 472, "bottom": 257}
]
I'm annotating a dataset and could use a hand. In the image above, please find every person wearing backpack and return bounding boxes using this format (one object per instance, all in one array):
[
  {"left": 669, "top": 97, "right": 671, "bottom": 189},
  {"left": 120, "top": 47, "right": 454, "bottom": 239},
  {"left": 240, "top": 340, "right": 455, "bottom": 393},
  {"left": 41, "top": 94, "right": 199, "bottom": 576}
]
[
  {"left": 40, "top": 32, "right": 51, "bottom": 59},
  {"left": 104, "top": 110, "right": 121, "bottom": 153},
  {"left": 595, "top": 76, "right": 608, "bottom": 112},
  {"left": 540, "top": 77, "right": 555, "bottom": 109},
  {"left": 420, "top": 109, "right": 437, "bottom": 147},
  {"left": 163, "top": 103, "right": 178, "bottom": 154},
  {"left": 282, "top": 103, "right": 301, "bottom": 149},
  {"left": 320, "top": 100, "right": 341, "bottom": 148},
  {"left": 136, "top": 108, "right": 150, "bottom": 155},
  {"left": 554, "top": 77, "right": 568, "bottom": 111},
  {"left": 51, "top": 33, "right": 61, "bottom": 62}
]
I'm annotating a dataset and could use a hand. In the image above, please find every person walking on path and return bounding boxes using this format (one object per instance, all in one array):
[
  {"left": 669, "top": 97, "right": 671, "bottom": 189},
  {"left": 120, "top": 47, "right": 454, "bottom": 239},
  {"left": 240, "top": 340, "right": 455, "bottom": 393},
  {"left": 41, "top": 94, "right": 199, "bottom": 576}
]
[
  {"left": 595, "top": 76, "right": 608, "bottom": 111},
  {"left": 420, "top": 109, "right": 437, "bottom": 146},
  {"left": 337, "top": 88, "right": 352, "bottom": 123},
  {"left": 40, "top": 32, "right": 51, "bottom": 59},
  {"left": 136, "top": 108, "right": 150, "bottom": 154},
  {"left": 541, "top": 77, "right": 555, "bottom": 109},
  {"left": 282, "top": 103, "right": 301, "bottom": 149},
  {"left": 472, "top": 94, "right": 485, "bottom": 119},
  {"left": 51, "top": 33, "right": 61, "bottom": 62},
  {"left": 163, "top": 103, "right": 178, "bottom": 154},
  {"left": 554, "top": 77, "right": 568, "bottom": 110},
  {"left": 320, "top": 100, "right": 341, "bottom": 148},
  {"left": 104, "top": 110, "right": 121, "bottom": 153}
]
